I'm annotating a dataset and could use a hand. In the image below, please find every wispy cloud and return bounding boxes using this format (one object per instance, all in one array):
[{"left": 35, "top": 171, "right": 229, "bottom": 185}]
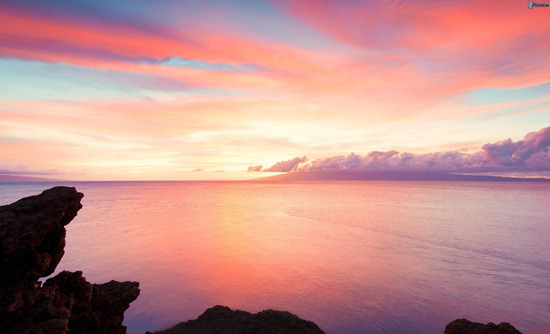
[
  {"left": 1, "top": 0, "right": 549, "bottom": 180},
  {"left": 0, "top": 3, "right": 329, "bottom": 75},
  {"left": 274, "top": 0, "right": 550, "bottom": 91}
]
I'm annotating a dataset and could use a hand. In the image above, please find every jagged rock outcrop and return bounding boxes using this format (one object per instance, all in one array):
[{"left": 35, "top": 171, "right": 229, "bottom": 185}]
[
  {"left": 0, "top": 186, "right": 140, "bottom": 334},
  {"left": 445, "top": 318, "right": 522, "bottom": 334},
  {"left": 145, "top": 305, "right": 326, "bottom": 334},
  {"left": 0, "top": 186, "right": 83, "bottom": 287}
]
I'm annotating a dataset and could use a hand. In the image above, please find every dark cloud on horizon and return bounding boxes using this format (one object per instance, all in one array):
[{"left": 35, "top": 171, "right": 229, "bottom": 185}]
[
  {"left": 0, "top": 165, "right": 65, "bottom": 175},
  {"left": 248, "top": 127, "right": 550, "bottom": 174}
]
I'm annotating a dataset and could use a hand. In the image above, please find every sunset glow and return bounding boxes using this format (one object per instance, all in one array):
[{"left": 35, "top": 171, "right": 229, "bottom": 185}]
[{"left": 1, "top": 0, "right": 549, "bottom": 180}]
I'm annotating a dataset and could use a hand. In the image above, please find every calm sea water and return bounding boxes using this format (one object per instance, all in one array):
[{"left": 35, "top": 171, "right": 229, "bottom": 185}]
[{"left": 1, "top": 181, "right": 549, "bottom": 334}]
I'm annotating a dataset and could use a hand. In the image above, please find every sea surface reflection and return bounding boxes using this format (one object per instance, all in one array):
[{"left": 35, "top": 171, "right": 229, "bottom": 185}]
[{"left": 1, "top": 181, "right": 549, "bottom": 333}]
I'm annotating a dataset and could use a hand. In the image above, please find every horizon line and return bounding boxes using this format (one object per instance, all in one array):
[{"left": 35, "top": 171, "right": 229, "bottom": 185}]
[{"left": 2, "top": 171, "right": 550, "bottom": 183}]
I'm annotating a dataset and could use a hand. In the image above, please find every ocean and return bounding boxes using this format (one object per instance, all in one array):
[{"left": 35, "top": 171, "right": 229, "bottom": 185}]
[{"left": 1, "top": 181, "right": 549, "bottom": 333}]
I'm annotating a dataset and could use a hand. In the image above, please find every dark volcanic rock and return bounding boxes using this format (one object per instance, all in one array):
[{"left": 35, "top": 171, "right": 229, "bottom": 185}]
[
  {"left": 0, "top": 186, "right": 83, "bottom": 286},
  {"left": 146, "top": 305, "right": 326, "bottom": 334},
  {"left": 44, "top": 271, "right": 140, "bottom": 334},
  {"left": 0, "top": 187, "right": 140, "bottom": 334},
  {"left": 445, "top": 318, "right": 522, "bottom": 334}
]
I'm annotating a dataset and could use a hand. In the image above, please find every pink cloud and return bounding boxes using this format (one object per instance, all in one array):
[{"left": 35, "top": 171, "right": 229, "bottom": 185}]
[
  {"left": 0, "top": 5, "right": 360, "bottom": 99},
  {"left": 263, "top": 156, "right": 308, "bottom": 172},
  {"left": 482, "top": 127, "right": 550, "bottom": 169},
  {"left": 273, "top": 0, "right": 550, "bottom": 90},
  {"left": 274, "top": 0, "right": 550, "bottom": 51},
  {"left": 298, "top": 127, "right": 550, "bottom": 173},
  {"left": 6, "top": 1, "right": 545, "bottom": 107},
  {"left": 247, "top": 165, "right": 263, "bottom": 172},
  {"left": 0, "top": 5, "right": 330, "bottom": 74}
]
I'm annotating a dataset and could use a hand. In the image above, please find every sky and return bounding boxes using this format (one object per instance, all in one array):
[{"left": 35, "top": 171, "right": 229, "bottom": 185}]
[{"left": 1, "top": 0, "right": 549, "bottom": 180}]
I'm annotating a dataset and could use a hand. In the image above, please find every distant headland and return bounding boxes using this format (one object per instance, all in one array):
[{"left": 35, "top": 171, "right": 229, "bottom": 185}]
[
  {"left": 255, "top": 171, "right": 550, "bottom": 182},
  {"left": 0, "top": 174, "right": 60, "bottom": 182}
]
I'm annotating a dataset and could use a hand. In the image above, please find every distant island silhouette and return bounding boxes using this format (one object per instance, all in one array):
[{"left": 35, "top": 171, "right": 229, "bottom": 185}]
[
  {"left": 0, "top": 174, "right": 59, "bottom": 182},
  {"left": 255, "top": 171, "right": 550, "bottom": 182}
]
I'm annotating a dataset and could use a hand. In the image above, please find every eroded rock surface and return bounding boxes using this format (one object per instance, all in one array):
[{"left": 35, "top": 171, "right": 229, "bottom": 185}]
[
  {"left": 146, "top": 305, "right": 326, "bottom": 334},
  {"left": 0, "top": 186, "right": 140, "bottom": 334},
  {"left": 445, "top": 318, "right": 522, "bottom": 334},
  {"left": 0, "top": 186, "right": 83, "bottom": 286}
]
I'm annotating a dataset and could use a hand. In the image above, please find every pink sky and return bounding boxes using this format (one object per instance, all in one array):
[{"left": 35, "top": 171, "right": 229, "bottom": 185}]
[{"left": 1, "top": 0, "right": 549, "bottom": 180}]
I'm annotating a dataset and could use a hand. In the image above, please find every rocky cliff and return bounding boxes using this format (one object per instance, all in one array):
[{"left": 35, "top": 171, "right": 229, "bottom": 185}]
[{"left": 0, "top": 186, "right": 140, "bottom": 334}]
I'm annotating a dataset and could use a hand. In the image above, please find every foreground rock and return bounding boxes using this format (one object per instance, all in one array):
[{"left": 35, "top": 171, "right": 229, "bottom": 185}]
[
  {"left": 0, "top": 186, "right": 83, "bottom": 287},
  {"left": 150, "top": 311, "right": 523, "bottom": 334},
  {"left": 445, "top": 318, "right": 522, "bottom": 334},
  {"left": 0, "top": 187, "right": 140, "bottom": 334},
  {"left": 146, "top": 305, "right": 326, "bottom": 334}
]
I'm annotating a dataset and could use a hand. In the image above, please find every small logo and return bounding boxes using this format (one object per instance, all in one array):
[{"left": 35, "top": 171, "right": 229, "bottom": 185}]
[{"left": 528, "top": 1, "right": 549, "bottom": 8}]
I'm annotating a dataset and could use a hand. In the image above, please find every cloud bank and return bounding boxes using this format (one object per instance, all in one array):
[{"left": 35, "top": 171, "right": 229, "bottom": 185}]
[
  {"left": 247, "top": 165, "right": 263, "bottom": 172},
  {"left": 251, "top": 127, "right": 550, "bottom": 174},
  {"left": 249, "top": 156, "right": 308, "bottom": 172}
]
